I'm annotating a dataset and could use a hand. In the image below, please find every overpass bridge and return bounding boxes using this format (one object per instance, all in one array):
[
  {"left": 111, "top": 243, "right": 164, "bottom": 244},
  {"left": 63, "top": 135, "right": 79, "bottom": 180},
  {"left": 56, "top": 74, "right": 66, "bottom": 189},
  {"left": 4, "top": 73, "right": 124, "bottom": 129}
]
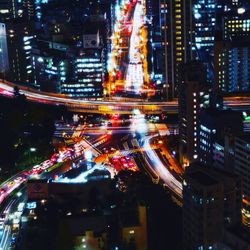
[
  {"left": 0, "top": 81, "right": 178, "bottom": 114},
  {"left": 1, "top": 81, "right": 250, "bottom": 114}
]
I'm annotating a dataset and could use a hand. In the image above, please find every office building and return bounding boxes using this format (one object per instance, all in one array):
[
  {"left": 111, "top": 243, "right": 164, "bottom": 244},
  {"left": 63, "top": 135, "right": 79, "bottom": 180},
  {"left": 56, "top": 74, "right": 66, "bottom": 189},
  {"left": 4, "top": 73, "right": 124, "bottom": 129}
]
[
  {"left": 149, "top": 0, "right": 164, "bottom": 89},
  {"left": 233, "top": 134, "right": 250, "bottom": 226},
  {"left": 192, "top": 0, "right": 217, "bottom": 83},
  {"left": 32, "top": 46, "right": 69, "bottom": 92},
  {"left": 183, "top": 164, "right": 242, "bottom": 250},
  {"left": 192, "top": 0, "right": 244, "bottom": 84},
  {"left": 160, "top": 0, "right": 193, "bottom": 99},
  {"left": 27, "top": 179, "right": 148, "bottom": 249},
  {"left": 0, "top": 0, "right": 19, "bottom": 21},
  {"left": 215, "top": 39, "right": 250, "bottom": 93},
  {"left": 199, "top": 108, "right": 243, "bottom": 166},
  {"left": 0, "top": 0, "right": 40, "bottom": 21},
  {"left": 214, "top": 10, "right": 250, "bottom": 94},
  {"left": 178, "top": 61, "right": 210, "bottom": 166},
  {"left": 212, "top": 132, "right": 235, "bottom": 170},
  {"left": 221, "top": 224, "right": 250, "bottom": 249},
  {"left": 0, "top": 23, "right": 9, "bottom": 75},
  {"left": 32, "top": 37, "right": 105, "bottom": 98},
  {"left": 61, "top": 51, "right": 104, "bottom": 98},
  {"left": 5, "top": 21, "right": 35, "bottom": 83},
  {"left": 223, "top": 10, "right": 250, "bottom": 40}
]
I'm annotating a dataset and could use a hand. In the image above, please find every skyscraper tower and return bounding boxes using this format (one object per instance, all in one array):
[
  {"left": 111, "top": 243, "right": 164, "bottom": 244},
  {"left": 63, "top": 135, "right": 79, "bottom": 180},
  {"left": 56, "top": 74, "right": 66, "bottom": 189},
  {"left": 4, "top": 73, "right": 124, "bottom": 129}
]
[
  {"left": 0, "top": 0, "right": 38, "bottom": 21},
  {"left": 183, "top": 164, "right": 242, "bottom": 249},
  {"left": 178, "top": 61, "right": 210, "bottom": 166},
  {"left": 160, "top": 0, "right": 193, "bottom": 100},
  {"left": 192, "top": 0, "right": 217, "bottom": 83},
  {"left": 214, "top": 6, "right": 250, "bottom": 94},
  {"left": 0, "top": 0, "right": 19, "bottom": 21}
]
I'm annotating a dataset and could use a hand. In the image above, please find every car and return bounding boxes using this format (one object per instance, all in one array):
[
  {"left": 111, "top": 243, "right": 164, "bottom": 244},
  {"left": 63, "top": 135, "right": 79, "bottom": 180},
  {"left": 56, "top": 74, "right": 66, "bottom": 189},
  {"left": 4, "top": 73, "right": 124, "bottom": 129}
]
[
  {"left": 0, "top": 217, "right": 5, "bottom": 230},
  {"left": 50, "top": 154, "right": 58, "bottom": 163},
  {"left": 57, "top": 152, "right": 68, "bottom": 162},
  {"left": 8, "top": 181, "right": 15, "bottom": 187},
  {"left": 120, "top": 157, "right": 126, "bottom": 163},
  {"left": 14, "top": 177, "right": 23, "bottom": 183},
  {"left": 128, "top": 162, "right": 134, "bottom": 167},
  {"left": 0, "top": 189, "right": 5, "bottom": 195},
  {"left": 23, "top": 171, "right": 31, "bottom": 176},
  {"left": 103, "top": 148, "right": 109, "bottom": 154},
  {"left": 41, "top": 160, "right": 53, "bottom": 170},
  {"left": 111, "top": 157, "right": 119, "bottom": 163},
  {"left": 32, "top": 165, "right": 42, "bottom": 174},
  {"left": 32, "top": 165, "right": 43, "bottom": 175},
  {"left": 11, "top": 233, "right": 17, "bottom": 243},
  {"left": 32, "top": 164, "right": 41, "bottom": 171},
  {"left": 66, "top": 149, "right": 74, "bottom": 157}
]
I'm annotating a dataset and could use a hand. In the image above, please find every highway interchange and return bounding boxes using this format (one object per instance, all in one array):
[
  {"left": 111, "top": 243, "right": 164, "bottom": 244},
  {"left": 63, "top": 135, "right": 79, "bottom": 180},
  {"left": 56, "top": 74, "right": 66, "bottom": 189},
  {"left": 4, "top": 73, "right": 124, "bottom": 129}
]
[{"left": 0, "top": 113, "right": 182, "bottom": 249}]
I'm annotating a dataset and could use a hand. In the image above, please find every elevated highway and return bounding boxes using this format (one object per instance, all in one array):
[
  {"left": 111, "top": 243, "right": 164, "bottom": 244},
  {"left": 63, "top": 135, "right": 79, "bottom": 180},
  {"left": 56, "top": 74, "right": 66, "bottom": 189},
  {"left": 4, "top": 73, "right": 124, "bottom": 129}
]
[
  {"left": 0, "top": 81, "right": 178, "bottom": 114},
  {"left": 1, "top": 81, "right": 250, "bottom": 114}
]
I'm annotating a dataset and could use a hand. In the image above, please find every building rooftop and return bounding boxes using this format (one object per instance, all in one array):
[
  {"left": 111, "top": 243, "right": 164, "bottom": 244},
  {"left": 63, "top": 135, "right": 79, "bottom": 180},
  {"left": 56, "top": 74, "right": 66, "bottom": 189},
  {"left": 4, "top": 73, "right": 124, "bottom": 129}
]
[
  {"left": 236, "top": 133, "right": 250, "bottom": 144},
  {"left": 187, "top": 171, "right": 218, "bottom": 187},
  {"left": 185, "top": 163, "right": 241, "bottom": 186},
  {"left": 226, "top": 225, "right": 250, "bottom": 245},
  {"left": 66, "top": 215, "right": 107, "bottom": 236},
  {"left": 119, "top": 208, "right": 140, "bottom": 228}
]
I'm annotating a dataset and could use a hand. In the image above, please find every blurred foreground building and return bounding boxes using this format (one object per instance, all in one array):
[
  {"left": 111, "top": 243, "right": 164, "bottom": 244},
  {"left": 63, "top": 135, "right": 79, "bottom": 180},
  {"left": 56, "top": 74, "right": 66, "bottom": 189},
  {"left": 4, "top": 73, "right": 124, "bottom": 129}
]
[{"left": 183, "top": 164, "right": 242, "bottom": 250}]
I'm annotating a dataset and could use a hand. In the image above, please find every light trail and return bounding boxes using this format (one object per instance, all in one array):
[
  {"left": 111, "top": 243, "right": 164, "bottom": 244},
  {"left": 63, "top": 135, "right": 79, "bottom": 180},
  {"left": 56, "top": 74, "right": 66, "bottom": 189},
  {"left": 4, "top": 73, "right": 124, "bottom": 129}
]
[
  {"left": 129, "top": 109, "right": 182, "bottom": 196},
  {"left": 1, "top": 80, "right": 249, "bottom": 112},
  {"left": 125, "top": 0, "right": 146, "bottom": 93},
  {"left": 0, "top": 225, "right": 11, "bottom": 250},
  {"left": 55, "top": 163, "right": 107, "bottom": 184},
  {"left": 0, "top": 81, "right": 179, "bottom": 114},
  {"left": 143, "top": 135, "right": 182, "bottom": 197},
  {"left": 0, "top": 137, "right": 104, "bottom": 207},
  {"left": 107, "top": 0, "right": 149, "bottom": 95}
]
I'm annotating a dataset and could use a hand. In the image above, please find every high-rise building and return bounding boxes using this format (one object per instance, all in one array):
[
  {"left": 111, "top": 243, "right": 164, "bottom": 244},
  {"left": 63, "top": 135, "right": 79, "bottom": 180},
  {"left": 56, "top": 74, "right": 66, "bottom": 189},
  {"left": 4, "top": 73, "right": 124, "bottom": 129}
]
[
  {"left": 192, "top": 0, "right": 244, "bottom": 84},
  {"left": 212, "top": 132, "right": 235, "bottom": 170},
  {"left": 32, "top": 39, "right": 105, "bottom": 98},
  {"left": 150, "top": 0, "right": 164, "bottom": 88},
  {"left": 0, "top": 0, "right": 19, "bottom": 21},
  {"left": 0, "top": 0, "right": 38, "bottom": 21},
  {"left": 183, "top": 164, "right": 242, "bottom": 250},
  {"left": 221, "top": 224, "right": 250, "bottom": 250},
  {"left": 32, "top": 44, "right": 69, "bottom": 92},
  {"left": 223, "top": 10, "right": 250, "bottom": 40},
  {"left": 30, "top": 0, "right": 109, "bottom": 96},
  {"left": 192, "top": 0, "right": 218, "bottom": 83},
  {"left": 0, "top": 23, "right": 9, "bottom": 75},
  {"left": 160, "top": 0, "right": 193, "bottom": 99},
  {"left": 233, "top": 134, "right": 250, "bottom": 226},
  {"left": 61, "top": 51, "right": 104, "bottom": 98},
  {"left": 5, "top": 21, "right": 35, "bottom": 83},
  {"left": 178, "top": 61, "right": 210, "bottom": 166},
  {"left": 199, "top": 108, "right": 243, "bottom": 166},
  {"left": 215, "top": 39, "right": 250, "bottom": 93},
  {"left": 214, "top": 10, "right": 250, "bottom": 94}
]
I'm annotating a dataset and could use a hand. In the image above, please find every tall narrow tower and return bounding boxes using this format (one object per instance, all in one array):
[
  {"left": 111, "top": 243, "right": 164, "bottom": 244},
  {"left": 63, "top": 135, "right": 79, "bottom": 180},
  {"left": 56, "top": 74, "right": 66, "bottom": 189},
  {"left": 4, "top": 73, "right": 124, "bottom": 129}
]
[{"left": 160, "top": 0, "right": 193, "bottom": 100}]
